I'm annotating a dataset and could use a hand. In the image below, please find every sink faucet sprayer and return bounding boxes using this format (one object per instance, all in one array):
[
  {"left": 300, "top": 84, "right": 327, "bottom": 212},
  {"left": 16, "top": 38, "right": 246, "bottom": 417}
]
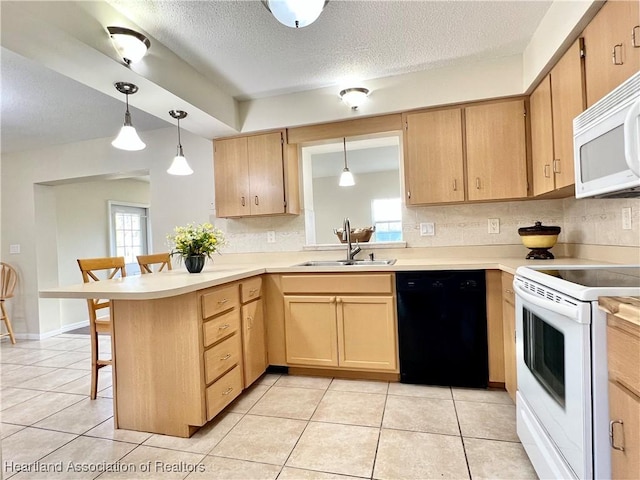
[{"left": 342, "top": 217, "right": 361, "bottom": 261}]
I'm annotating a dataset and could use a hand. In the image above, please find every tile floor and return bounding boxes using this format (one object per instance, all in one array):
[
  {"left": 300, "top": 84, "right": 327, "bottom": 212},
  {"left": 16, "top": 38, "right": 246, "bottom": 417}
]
[{"left": 0, "top": 335, "right": 538, "bottom": 479}]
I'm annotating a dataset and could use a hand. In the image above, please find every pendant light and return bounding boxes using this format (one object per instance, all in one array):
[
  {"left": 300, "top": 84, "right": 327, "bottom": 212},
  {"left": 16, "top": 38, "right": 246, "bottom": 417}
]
[
  {"left": 262, "top": 0, "right": 328, "bottom": 28},
  {"left": 339, "top": 138, "right": 355, "bottom": 187},
  {"left": 167, "top": 110, "right": 193, "bottom": 176},
  {"left": 111, "top": 82, "right": 145, "bottom": 151}
]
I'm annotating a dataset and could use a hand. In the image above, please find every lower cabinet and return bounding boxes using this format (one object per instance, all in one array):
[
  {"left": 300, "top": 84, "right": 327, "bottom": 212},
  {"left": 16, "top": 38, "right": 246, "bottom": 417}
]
[
  {"left": 241, "top": 281, "right": 268, "bottom": 386},
  {"left": 501, "top": 272, "right": 517, "bottom": 402},
  {"left": 282, "top": 274, "right": 398, "bottom": 372}
]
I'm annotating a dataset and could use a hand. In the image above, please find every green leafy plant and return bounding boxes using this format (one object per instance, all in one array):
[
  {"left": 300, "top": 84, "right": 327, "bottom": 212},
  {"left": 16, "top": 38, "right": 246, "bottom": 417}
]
[{"left": 167, "top": 222, "right": 226, "bottom": 259}]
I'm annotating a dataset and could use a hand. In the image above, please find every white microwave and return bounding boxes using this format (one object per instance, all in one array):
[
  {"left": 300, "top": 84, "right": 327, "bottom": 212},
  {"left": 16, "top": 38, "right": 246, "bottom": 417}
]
[{"left": 574, "top": 72, "right": 640, "bottom": 198}]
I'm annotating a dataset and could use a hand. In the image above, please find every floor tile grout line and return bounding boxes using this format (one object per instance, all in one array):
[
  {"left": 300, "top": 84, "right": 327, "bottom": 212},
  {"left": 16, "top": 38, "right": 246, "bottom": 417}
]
[
  {"left": 451, "top": 387, "right": 474, "bottom": 480},
  {"left": 369, "top": 387, "right": 392, "bottom": 480}
]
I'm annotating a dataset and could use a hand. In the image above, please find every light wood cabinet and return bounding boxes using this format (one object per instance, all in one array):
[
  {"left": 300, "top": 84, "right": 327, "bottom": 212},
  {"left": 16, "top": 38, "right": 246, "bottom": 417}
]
[
  {"left": 582, "top": 0, "right": 640, "bottom": 107},
  {"left": 403, "top": 108, "right": 465, "bottom": 204},
  {"left": 282, "top": 274, "right": 398, "bottom": 372},
  {"left": 486, "top": 270, "right": 505, "bottom": 385},
  {"left": 602, "top": 297, "right": 640, "bottom": 479},
  {"left": 501, "top": 272, "right": 516, "bottom": 402},
  {"left": 240, "top": 277, "right": 267, "bottom": 387},
  {"left": 465, "top": 99, "right": 528, "bottom": 201},
  {"left": 530, "top": 41, "right": 585, "bottom": 196},
  {"left": 213, "top": 130, "right": 300, "bottom": 218}
]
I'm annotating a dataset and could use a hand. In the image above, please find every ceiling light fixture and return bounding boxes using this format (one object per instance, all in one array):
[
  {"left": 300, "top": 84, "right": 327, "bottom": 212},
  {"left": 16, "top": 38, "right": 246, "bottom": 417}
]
[
  {"left": 340, "top": 87, "right": 370, "bottom": 110},
  {"left": 167, "top": 110, "right": 194, "bottom": 176},
  {"left": 107, "top": 26, "right": 151, "bottom": 65},
  {"left": 262, "top": 0, "right": 328, "bottom": 28},
  {"left": 339, "top": 138, "right": 355, "bottom": 187},
  {"left": 111, "top": 82, "right": 146, "bottom": 151}
]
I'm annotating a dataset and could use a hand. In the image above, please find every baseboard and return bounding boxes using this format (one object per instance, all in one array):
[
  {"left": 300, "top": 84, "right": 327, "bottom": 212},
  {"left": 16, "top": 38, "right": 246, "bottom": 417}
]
[{"left": 13, "top": 320, "right": 89, "bottom": 341}]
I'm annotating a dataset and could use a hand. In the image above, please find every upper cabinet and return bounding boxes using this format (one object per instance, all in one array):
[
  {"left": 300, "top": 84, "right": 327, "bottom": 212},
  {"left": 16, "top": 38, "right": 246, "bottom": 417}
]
[
  {"left": 465, "top": 99, "right": 528, "bottom": 201},
  {"left": 403, "top": 108, "right": 465, "bottom": 205},
  {"left": 582, "top": 0, "right": 640, "bottom": 107},
  {"left": 214, "top": 131, "right": 300, "bottom": 218},
  {"left": 530, "top": 40, "right": 585, "bottom": 196}
]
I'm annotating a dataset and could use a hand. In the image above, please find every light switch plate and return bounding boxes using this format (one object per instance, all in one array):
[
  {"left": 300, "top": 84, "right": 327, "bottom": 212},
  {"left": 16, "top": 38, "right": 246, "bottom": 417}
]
[
  {"left": 267, "top": 231, "right": 276, "bottom": 243},
  {"left": 622, "top": 207, "right": 632, "bottom": 230},
  {"left": 9, "top": 244, "right": 20, "bottom": 254},
  {"left": 488, "top": 218, "right": 500, "bottom": 234},
  {"left": 420, "top": 222, "right": 435, "bottom": 236}
]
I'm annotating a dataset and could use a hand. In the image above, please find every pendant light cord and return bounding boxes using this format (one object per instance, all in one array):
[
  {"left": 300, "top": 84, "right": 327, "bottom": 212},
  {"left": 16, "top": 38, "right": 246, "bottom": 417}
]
[
  {"left": 343, "top": 138, "right": 347, "bottom": 168},
  {"left": 177, "top": 118, "right": 182, "bottom": 148}
]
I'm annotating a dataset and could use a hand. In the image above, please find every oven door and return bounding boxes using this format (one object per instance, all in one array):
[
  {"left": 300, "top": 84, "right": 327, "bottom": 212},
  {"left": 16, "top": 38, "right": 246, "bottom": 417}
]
[{"left": 514, "top": 280, "right": 592, "bottom": 479}]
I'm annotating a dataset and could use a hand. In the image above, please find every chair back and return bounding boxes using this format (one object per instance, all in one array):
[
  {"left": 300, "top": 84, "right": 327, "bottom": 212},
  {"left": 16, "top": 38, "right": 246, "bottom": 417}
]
[
  {"left": 0, "top": 263, "right": 17, "bottom": 301},
  {"left": 137, "top": 253, "right": 172, "bottom": 274},
  {"left": 77, "top": 257, "right": 126, "bottom": 320}
]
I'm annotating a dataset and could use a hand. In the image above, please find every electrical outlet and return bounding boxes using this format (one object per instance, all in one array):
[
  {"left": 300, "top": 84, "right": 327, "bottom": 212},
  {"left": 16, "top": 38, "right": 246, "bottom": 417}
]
[
  {"left": 267, "top": 231, "right": 276, "bottom": 243},
  {"left": 622, "top": 207, "right": 632, "bottom": 230},
  {"left": 488, "top": 218, "right": 500, "bottom": 234},
  {"left": 9, "top": 244, "right": 20, "bottom": 254},
  {"left": 420, "top": 222, "right": 435, "bottom": 236}
]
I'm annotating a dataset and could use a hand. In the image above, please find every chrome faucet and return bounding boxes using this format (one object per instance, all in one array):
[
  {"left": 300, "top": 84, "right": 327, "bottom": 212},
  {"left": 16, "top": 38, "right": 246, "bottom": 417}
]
[{"left": 342, "top": 217, "right": 361, "bottom": 261}]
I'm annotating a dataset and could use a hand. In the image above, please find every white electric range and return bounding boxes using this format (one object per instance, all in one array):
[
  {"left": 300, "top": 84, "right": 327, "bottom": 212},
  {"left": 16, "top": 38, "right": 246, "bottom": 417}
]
[{"left": 513, "top": 264, "right": 640, "bottom": 479}]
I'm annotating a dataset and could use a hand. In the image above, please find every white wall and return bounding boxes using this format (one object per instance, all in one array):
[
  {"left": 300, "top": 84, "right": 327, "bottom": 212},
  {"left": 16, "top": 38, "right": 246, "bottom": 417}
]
[{"left": 1, "top": 127, "right": 214, "bottom": 338}]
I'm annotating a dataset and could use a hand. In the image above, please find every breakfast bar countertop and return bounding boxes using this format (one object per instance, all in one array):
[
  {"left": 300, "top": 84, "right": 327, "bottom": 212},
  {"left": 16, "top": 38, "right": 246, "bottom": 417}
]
[{"left": 39, "top": 255, "right": 614, "bottom": 301}]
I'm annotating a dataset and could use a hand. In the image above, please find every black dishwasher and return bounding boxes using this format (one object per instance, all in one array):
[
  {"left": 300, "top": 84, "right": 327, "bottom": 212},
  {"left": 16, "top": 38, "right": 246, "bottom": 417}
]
[{"left": 396, "top": 270, "right": 488, "bottom": 388}]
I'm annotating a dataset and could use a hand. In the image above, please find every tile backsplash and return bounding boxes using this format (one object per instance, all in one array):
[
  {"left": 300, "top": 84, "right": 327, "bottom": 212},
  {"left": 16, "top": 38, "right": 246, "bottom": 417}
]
[{"left": 214, "top": 197, "right": 640, "bottom": 253}]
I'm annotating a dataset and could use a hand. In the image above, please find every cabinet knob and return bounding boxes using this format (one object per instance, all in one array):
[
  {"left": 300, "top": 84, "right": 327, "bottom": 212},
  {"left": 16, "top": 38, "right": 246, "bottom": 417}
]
[
  {"left": 612, "top": 44, "right": 623, "bottom": 65},
  {"left": 609, "top": 419, "right": 625, "bottom": 451}
]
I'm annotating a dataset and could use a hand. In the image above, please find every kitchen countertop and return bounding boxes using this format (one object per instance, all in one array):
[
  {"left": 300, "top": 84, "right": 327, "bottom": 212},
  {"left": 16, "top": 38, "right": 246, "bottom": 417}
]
[
  {"left": 39, "top": 255, "right": 615, "bottom": 301},
  {"left": 599, "top": 296, "right": 640, "bottom": 326}
]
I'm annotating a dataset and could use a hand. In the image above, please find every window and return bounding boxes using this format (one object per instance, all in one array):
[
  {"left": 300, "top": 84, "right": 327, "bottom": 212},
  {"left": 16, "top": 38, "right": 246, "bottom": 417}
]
[
  {"left": 109, "top": 202, "right": 149, "bottom": 275},
  {"left": 371, "top": 198, "right": 402, "bottom": 242}
]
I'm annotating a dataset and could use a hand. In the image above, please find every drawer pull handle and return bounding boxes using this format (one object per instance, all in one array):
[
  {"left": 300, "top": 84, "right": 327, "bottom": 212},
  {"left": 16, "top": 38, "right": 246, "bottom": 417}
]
[
  {"left": 219, "top": 324, "right": 230, "bottom": 330},
  {"left": 220, "top": 353, "right": 231, "bottom": 361},
  {"left": 553, "top": 159, "right": 560, "bottom": 173},
  {"left": 505, "top": 289, "right": 513, "bottom": 294},
  {"left": 217, "top": 298, "right": 228, "bottom": 305},
  {"left": 249, "top": 288, "right": 259, "bottom": 295},
  {"left": 222, "top": 387, "right": 234, "bottom": 396},
  {"left": 544, "top": 164, "right": 551, "bottom": 178},
  {"left": 612, "top": 44, "right": 623, "bottom": 65},
  {"left": 247, "top": 315, "right": 253, "bottom": 329},
  {"left": 475, "top": 177, "right": 481, "bottom": 189},
  {"left": 609, "top": 420, "right": 625, "bottom": 451},
  {"left": 241, "top": 196, "right": 245, "bottom": 207},
  {"left": 453, "top": 179, "right": 457, "bottom": 191},
  {"left": 634, "top": 25, "right": 640, "bottom": 48}
]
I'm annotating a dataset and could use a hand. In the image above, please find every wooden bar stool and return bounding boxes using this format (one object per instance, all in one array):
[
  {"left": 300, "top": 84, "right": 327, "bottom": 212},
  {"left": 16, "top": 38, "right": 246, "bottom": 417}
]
[
  {"left": 0, "top": 262, "right": 17, "bottom": 344},
  {"left": 77, "top": 257, "right": 126, "bottom": 399},
  {"left": 137, "top": 253, "right": 172, "bottom": 274}
]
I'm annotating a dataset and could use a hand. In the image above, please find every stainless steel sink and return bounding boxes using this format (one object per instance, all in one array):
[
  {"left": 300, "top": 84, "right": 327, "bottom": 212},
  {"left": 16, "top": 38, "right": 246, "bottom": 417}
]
[{"left": 295, "top": 259, "right": 396, "bottom": 267}]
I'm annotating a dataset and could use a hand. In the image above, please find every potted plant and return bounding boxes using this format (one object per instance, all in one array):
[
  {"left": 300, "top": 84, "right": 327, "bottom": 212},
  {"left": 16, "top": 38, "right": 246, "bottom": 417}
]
[{"left": 167, "top": 222, "right": 226, "bottom": 273}]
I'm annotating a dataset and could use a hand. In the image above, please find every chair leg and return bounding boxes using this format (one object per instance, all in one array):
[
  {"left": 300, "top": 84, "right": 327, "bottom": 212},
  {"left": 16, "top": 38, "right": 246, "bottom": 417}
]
[
  {"left": 90, "top": 324, "right": 99, "bottom": 400},
  {"left": 0, "top": 301, "right": 16, "bottom": 344}
]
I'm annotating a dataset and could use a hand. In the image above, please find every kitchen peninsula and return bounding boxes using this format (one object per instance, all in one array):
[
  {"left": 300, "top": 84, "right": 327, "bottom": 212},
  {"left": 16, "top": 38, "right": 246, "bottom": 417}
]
[{"left": 40, "top": 255, "right": 614, "bottom": 437}]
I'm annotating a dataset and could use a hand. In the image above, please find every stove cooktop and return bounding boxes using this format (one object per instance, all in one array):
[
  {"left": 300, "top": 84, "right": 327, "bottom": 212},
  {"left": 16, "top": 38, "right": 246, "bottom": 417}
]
[{"left": 515, "top": 264, "right": 640, "bottom": 301}]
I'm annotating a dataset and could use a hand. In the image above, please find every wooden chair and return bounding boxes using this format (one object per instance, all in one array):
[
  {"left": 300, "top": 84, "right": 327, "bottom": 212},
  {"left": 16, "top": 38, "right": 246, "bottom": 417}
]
[
  {"left": 0, "top": 262, "right": 17, "bottom": 344},
  {"left": 137, "top": 253, "right": 172, "bottom": 274},
  {"left": 77, "top": 257, "right": 126, "bottom": 399}
]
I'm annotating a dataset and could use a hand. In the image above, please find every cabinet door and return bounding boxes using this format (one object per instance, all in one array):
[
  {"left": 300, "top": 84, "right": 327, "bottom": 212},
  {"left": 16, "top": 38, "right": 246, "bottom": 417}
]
[
  {"left": 247, "top": 132, "right": 285, "bottom": 215},
  {"left": 466, "top": 100, "right": 528, "bottom": 201},
  {"left": 583, "top": 0, "right": 640, "bottom": 107},
  {"left": 609, "top": 380, "right": 640, "bottom": 479},
  {"left": 550, "top": 39, "right": 585, "bottom": 189},
  {"left": 214, "top": 137, "right": 250, "bottom": 217},
  {"left": 403, "top": 109, "right": 465, "bottom": 204},
  {"left": 242, "top": 298, "right": 267, "bottom": 387},
  {"left": 501, "top": 272, "right": 516, "bottom": 401},
  {"left": 284, "top": 296, "right": 338, "bottom": 367},
  {"left": 337, "top": 296, "right": 397, "bottom": 371},
  {"left": 530, "top": 75, "right": 556, "bottom": 196}
]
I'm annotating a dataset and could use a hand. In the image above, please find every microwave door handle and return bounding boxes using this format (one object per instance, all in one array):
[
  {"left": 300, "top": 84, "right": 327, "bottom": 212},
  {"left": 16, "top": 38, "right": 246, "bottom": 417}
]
[
  {"left": 624, "top": 98, "right": 640, "bottom": 176},
  {"left": 514, "top": 282, "right": 580, "bottom": 321}
]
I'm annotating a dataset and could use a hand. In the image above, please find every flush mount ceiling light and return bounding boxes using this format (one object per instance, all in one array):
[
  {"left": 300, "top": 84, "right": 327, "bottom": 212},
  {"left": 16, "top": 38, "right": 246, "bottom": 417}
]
[
  {"left": 167, "top": 110, "right": 194, "bottom": 176},
  {"left": 111, "top": 82, "right": 146, "bottom": 151},
  {"left": 107, "top": 26, "right": 151, "bottom": 65},
  {"left": 339, "top": 138, "right": 355, "bottom": 187},
  {"left": 261, "top": 0, "right": 328, "bottom": 28},
  {"left": 340, "top": 87, "right": 370, "bottom": 110}
]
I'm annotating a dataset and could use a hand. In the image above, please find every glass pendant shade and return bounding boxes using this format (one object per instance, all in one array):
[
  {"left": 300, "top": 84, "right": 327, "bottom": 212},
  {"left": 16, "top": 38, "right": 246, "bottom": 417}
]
[
  {"left": 339, "top": 168, "right": 355, "bottom": 186},
  {"left": 167, "top": 149, "right": 194, "bottom": 176},
  {"left": 265, "top": 0, "right": 326, "bottom": 28},
  {"left": 340, "top": 87, "right": 370, "bottom": 110},
  {"left": 111, "top": 123, "right": 145, "bottom": 151},
  {"left": 107, "top": 27, "right": 150, "bottom": 64}
]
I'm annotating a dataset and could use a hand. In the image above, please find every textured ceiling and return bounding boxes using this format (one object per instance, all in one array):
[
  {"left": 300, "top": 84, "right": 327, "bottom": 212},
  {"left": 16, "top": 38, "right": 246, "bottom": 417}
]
[{"left": 1, "top": 0, "right": 553, "bottom": 154}]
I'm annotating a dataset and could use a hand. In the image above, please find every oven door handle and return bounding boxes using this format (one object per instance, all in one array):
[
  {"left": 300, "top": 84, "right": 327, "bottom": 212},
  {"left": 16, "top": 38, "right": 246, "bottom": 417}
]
[{"left": 514, "top": 282, "right": 580, "bottom": 320}]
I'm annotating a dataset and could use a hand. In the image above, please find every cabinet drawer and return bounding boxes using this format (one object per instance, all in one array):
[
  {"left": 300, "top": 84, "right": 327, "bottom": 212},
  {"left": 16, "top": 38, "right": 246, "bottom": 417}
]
[
  {"left": 608, "top": 324, "right": 640, "bottom": 395},
  {"left": 204, "top": 333, "right": 242, "bottom": 384},
  {"left": 241, "top": 276, "right": 262, "bottom": 303},
  {"left": 282, "top": 274, "right": 393, "bottom": 294},
  {"left": 206, "top": 365, "right": 242, "bottom": 420},
  {"left": 201, "top": 284, "right": 239, "bottom": 319},
  {"left": 203, "top": 309, "right": 240, "bottom": 348},
  {"left": 501, "top": 272, "right": 515, "bottom": 306}
]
